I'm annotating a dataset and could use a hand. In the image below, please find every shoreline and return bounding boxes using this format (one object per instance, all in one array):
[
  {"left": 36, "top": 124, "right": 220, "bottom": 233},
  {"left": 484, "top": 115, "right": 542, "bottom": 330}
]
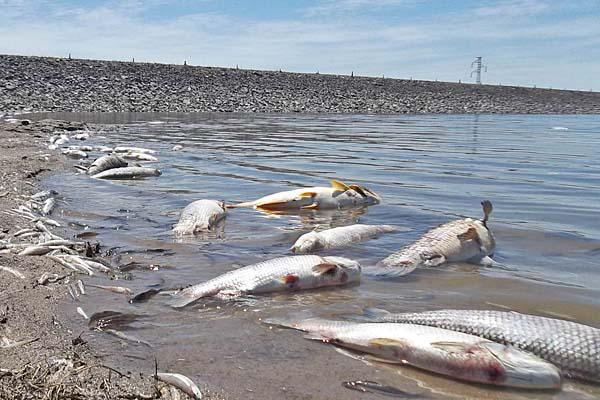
[
  {"left": 0, "top": 119, "right": 225, "bottom": 399},
  {"left": 2, "top": 54, "right": 600, "bottom": 114}
]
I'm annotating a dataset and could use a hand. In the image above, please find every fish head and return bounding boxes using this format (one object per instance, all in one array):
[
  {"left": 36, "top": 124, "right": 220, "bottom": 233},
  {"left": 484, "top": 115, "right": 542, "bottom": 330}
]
[
  {"left": 319, "top": 256, "right": 361, "bottom": 283},
  {"left": 480, "top": 342, "right": 562, "bottom": 389},
  {"left": 290, "top": 232, "right": 321, "bottom": 254},
  {"left": 472, "top": 220, "right": 496, "bottom": 255}
]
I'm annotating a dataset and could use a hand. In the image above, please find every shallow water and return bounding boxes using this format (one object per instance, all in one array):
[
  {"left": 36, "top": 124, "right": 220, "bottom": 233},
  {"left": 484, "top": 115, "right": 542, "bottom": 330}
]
[{"left": 32, "top": 112, "right": 600, "bottom": 399}]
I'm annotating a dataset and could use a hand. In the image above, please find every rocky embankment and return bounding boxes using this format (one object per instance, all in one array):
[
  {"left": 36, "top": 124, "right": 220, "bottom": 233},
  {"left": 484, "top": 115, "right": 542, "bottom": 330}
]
[{"left": 1, "top": 54, "right": 599, "bottom": 114}]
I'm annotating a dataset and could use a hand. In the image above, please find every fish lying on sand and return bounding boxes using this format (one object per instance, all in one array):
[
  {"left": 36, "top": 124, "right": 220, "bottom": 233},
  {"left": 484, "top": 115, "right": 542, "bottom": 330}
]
[
  {"left": 92, "top": 166, "right": 162, "bottom": 180},
  {"left": 42, "top": 197, "right": 56, "bottom": 216},
  {"left": 172, "top": 200, "right": 227, "bottom": 235},
  {"left": 291, "top": 224, "right": 397, "bottom": 254},
  {"left": 156, "top": 372, "right": 203, "bottom": 400},
  {"left": 265, "top": 317, "right": 561, "bottom": 389},
  {"left": 87, "top": 155, "right": 128, "bottom": 176},
  {"left": 228, "top": 180, "right": 380, "bottom": 211},
  {"left": 374, "top": 201, "right": 495, "bottom": 276},
  {"left": 361, "top": 308, "right": 600, "bottom": 383},
  {"left": 61, "top": 149, "right": 88, "bottom": 158},
  {"left": 171, "top": 255, "right": 361, "bottom": 308}
]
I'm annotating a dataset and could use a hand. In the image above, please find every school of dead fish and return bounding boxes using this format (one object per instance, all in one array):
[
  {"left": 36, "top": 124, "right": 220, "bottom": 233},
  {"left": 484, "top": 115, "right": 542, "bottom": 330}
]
[{"left": 2, "top": 121, "right": 598, "bottom": 398}]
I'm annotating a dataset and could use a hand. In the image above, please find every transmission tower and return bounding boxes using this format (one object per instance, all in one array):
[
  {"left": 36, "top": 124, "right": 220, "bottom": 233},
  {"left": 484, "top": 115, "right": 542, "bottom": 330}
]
[{"left": 470, "top": 57, "right": 488, "bottom": 84}]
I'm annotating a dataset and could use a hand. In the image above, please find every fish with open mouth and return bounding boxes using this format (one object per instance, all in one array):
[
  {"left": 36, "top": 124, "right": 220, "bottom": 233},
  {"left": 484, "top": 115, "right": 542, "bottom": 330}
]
[
  {"left": 172, "top": 200, "right": 227, "bottom": 235},
  {"left": 264, "top": 317, "right": 562, "bottom": 389},
  {"left": 374, "top": 201, "right": 495, "bottom": 276},
  {"left": 291, "top": 224, "right": 397, "bottom": 254},
  {"left": 170, "top": 255, "right": 361, "bottom": 308},
  {"left": 360, "top": 308, "right": 600, "bottom": 383},
  {"left": 228, "top": 180, "right": 380, "bottom": 211}
]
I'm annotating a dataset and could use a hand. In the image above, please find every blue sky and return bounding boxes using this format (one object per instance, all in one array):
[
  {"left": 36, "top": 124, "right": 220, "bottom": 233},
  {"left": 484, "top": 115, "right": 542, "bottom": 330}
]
[{"left": 1, "top": 0, "right": 599, "bottom": 90}]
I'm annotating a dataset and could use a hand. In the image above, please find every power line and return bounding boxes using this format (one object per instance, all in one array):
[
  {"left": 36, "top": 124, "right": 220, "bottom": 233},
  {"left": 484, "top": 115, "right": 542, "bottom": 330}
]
[{"left": 470, "top": 57, "right": 488, "bottom": 84}]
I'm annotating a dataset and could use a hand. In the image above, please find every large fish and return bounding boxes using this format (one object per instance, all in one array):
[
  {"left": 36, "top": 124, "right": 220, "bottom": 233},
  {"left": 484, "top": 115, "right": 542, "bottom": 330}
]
[
  {"left": 92, "top": 166, "right": 161, "bottom": 180},
  {"left": 228, "top": 180, "right": 381, "bottom": 211},
  {"left": 171, "top": 255, "right": 360, "bottom": 308},
  {"left": 264, "top": 318, "right": 561, "bottom": 389},
  {"left": 361, "top": 309, "right": 600, "bottom": 383},
  {"left": 172, "top": 199, "right": 227, "bottom": 235},
  {"left": 291, "top": 224, "right": 397, "bottom": 254},
  {"left": 87, "top": 155, "right": 128, "bottom": 175},
  {"left": 375, "top": 201, "right": 495, "bottom": 276}
]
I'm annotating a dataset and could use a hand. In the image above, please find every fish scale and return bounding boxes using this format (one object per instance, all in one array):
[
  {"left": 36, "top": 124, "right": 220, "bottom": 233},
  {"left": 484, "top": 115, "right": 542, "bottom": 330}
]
[
  {"left": 173, "top": 200, "right": 226, "bottom": 235},
  {"left": 367, "top": 309, "right": 600, "bottom": 382},
  {"left": 292, "top": 224, "right": 396, "bottom": 253}
]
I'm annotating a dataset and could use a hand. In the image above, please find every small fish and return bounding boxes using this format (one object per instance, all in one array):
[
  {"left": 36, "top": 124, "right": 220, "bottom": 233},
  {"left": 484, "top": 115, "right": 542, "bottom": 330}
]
[
  {"left": 42, "top": 197, "right": 56, "bottom": 215},
  {"left": 375, "top": 201, "right": 495, "bottom": 276},
  {"left": 92, "top": 166, "right": 162, "bottom": 180},
  {"left": 228, "top": 179, "right": 381, "bottom": 211},
  {"left": 18, "top": 245, "right": 52, "bottom": 256},
  {"left": 291, "top": 224, "right": 397, "bottom": 254},
  {"left": 0, "top": 265, "right": 25, "bottom": 279},
  {"left": 121, "top": 152, "right": 158, "bottom": 162},
  {"left": 171, "top": 255, "right": 361, "bottom": 308},
  {"left": 87, "top": 155, "right": 128, "bottom": 176},
  {"left": 103, "top": 328, "right": 152, "bottom": 347},
  {"left": 172, "top": 200, "right": 227, "bottom": 235},
  {"left": 86, "top": 283, "right": 133, "bottom": 296},
  {"left": 172, "top": 145, "right": 183, "bottom": 151},
  {"left": 156, "top": 372, "right": 203, "bottom": 399},
  {"left": 62, "top": 149, "right": 88, "bottom": 158},
  {"left": 68, "top": 145, "right": 93, "bottom": 152},
  {"left": 31, "top": 189, "right": 57, "bottom": 200},
  {"left": 72, "top": 132, "right": 90, "bottom": 140},
  {"left": 342, "top": 380, "right": 425, "bottom": 398},
  {"left": 113, "top": 146, "right": 157, "bottom": 154},
  {"left": 362, "top": 308, "right": 600, "bottom": 383},
  {"left": 265, "top": 318, "right": 561, "bottom": 389}
]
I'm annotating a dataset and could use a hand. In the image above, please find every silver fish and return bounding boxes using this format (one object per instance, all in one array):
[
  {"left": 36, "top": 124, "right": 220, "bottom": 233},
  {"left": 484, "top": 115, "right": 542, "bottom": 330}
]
[
  {"left": 156, "top": 372, "right": 203, "bottom": 400},
  {"left": 113, "top": 146, "right": 157, "bottom": 154},
  {"left": 86, "top": 283, "right": 133, "bottom": 296},
  {"left": 229, "top": 180, "right": 380, "bottom": 211},
  {"left": 92, "top": 166, "right": 162, "bottom": 180},
  {"left": 362, "top": 308, "right": 600, "bottom": 383},
  {"left": 121, "top": 152, "right": 158, "bottom": 162},
  {"left": 172, "top": 200, "right": 227, "bottom": 235},
  {"left": 62, "top": 149, "right": 88, "bottom": 158},
  {"left": 42, "top": 197, "right": 56, "bottom": 215},
  {"left": 87, "top": 155, "right": 128, "bottom": 176},
  {"left": 265, "top": 318, "right": 561, "bottom": 389},
  {"left": 171, "top": 255, "right": 361, "bottom": 308},
  {"left": 31, "top": 189, "right": 57, "bottom": 201},
  {"left": 375, "top": 201, "right": 495, "bottom": 276},
  {"left": 291, "top": 224, "right": 396, "bottom": 254}
]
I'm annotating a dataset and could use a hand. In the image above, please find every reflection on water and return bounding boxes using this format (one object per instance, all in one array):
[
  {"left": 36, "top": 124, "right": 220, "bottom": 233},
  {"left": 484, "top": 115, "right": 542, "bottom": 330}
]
[{"left": 33, "top": 112, "right": 600, "bottom": 399}]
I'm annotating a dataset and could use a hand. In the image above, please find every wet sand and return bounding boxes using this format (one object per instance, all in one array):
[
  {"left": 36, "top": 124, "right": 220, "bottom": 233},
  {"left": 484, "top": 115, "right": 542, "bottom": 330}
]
[{"left": 0, "top": 119, "right": 226, "bottom": 399}]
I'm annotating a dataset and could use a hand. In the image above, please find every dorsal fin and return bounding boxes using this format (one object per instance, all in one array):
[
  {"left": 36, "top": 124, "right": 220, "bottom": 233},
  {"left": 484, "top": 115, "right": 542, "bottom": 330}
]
[
  {"left": 481, "top": 200, "right": 493, "bottom": 225},
  {"left": 349, "top": 184, "right": 368, "bottom": 197},
  {"left": 331, "top": 179, "right": 351, "bottom": 191}
]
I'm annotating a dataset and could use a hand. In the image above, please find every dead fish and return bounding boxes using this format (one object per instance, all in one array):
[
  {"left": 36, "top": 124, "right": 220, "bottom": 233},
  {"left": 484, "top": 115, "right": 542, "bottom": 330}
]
[
  {"left": 156, "top": 372, "right": 203, "bottom": 400},
  {"left": 68, "top": 145, "right": 93, "bottom": 152},
  {"left": 264, "top": 318, "right": 562, "bottom": 389},
  {"left": 113, "top": 146, "right": 157, "bottom": 154},
  {"left": 374, "top": 201, "right": 495, "bottom": 276},
  {"left": 37, "top": 273, "right": 63, "bottom": 285},
  {"left": 31, "top": 189, "right": 57, "bottom": 200},
  {"left": 291, "top": 224, "right": 397, "bottom": 254},
  {"left": 172, "top": 200, "right": 227, "bottom": 235},
  {"left": 0, "top": 265, "right": 25, "bottom": 279},
  {"left": 171, "top": 255, "right": 361, "bottom": 308},
  {"left": 86, "top": 283, "right": 133, "bottom": 296},
  {"left": 87, "top": 155, "right": 128, "bottom": 176},
  {"left": 229, "top": 180, "right": 380, "bottom": 211},
  {"left": 103, "top": 329, "right": 152, "bottom": 347},
  {"left": 92, "top": 166, "right": 162, "bottom": 180},
  {"left": 72, "top": 132, "right": 90, "bottom": 140},
  {"left": 172, "top": 145, "right": 183, "bottom": 151},
  {"left": 95, "top": 145, "right": 114, "bottom": 153},
  {"left": 342, "top": 380, "right": 425, "bottom": 398},
  {"left": 121, "top": 152, "right": 158, "bottom": 162},
  {"left": 18, "top": 245, "right": 52, "bottom": 256},
  {"left": 42, "top": 197, "right": 56, "bottom": 215},
  {"left": 62, "top": 149, "right": 88, "bottom": 158}
]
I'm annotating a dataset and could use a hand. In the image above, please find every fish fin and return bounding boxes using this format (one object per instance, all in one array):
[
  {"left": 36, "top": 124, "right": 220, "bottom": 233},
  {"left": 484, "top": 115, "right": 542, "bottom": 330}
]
[
  {"left": 226, "top": 201, "right": 255, "bottom": 209},
  {"left": 312, "top": 263, "right": 339, "bottom": 275},
  {"left": 169, "top": 293, "right": 198, "bottom": 309},
  {"left": 301, "top": 202, "right": 319, "bottom": 210},
  {"left": 481, "top": 200, "right": 493, "bottom": 225},
  {"left": 430, "top": 341, "right": 473, "bottom": 353},
  {"left": 348, "top": 184, "right": 368, "bottom": 197},
  {"left": 262, "top": 317, "right": 305, "bottom": 331},
  {"left": 368, "top": 338, "right": 410, "bottom": 361},
  {"left": 422, "top": 254, "right": 446, "bottom": 267},
  {"left": 331, "top": 179, "right": 351, "bottom": 191},
  {"left": 255, "top": 201, "right": 290, "bottom": 211},
  {"left": 303, "top": 332, "right": 330, "bottom": 341},
  {"left": 457, "top": 227, "right": 480, "bottom": 242},
  {"left": 369, "top": 338, "right": 407, "bottom": 348},
  {"left": 363, "top": 354, "right": 405, "bottom": 364},
  {"left": 297, "top": 191, "right": 317, "bottom": 199}
]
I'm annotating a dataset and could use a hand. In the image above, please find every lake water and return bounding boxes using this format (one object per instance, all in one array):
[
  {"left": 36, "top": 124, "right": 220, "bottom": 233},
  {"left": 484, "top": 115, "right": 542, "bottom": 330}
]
[{"left": 32, "top": 112, "right": 600, "bottom": 399}]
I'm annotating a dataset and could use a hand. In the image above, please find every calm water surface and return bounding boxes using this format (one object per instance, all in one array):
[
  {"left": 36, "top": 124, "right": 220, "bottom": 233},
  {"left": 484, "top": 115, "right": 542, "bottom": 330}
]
[{"left": 33, "top": 113, "right": 600, "bottom": 399}]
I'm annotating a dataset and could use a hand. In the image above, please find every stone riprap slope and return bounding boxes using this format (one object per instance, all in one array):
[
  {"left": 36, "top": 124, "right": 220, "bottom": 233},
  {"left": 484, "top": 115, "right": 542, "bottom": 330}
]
[{"left": 1, "top": 54, "right": 599, "bottom": 114}]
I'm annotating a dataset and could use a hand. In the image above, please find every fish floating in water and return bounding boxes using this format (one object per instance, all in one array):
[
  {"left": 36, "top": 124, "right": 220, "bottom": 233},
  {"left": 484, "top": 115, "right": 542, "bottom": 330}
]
[
  {"left": 361, "top": 308, "right": 600, "bottom": 383},
  {"left": 291, "top": 224, "right": 397, "bottom": 254},
  {"left": 265, "top": 317, "right": 562, "bottom": 389},
  {"left": 114, "top": 146, "right": 157, "bottom": 154},
  {"left": 172, "top": 200, "right": 227, "bottom": 236},
  {"left": 374, "top": 201, "right": 495, "bottom": 276},
  {"left": 171, "top": 255, "right": 361, "bottom": 308},
  {"left": 228, "top": 180, "right": 381, "bottom": 211},
  {"left": 121, "top": 152, "right": 159, "bottom": 162},
  {"left": 92, "top": 166, "right": 162, "bottom": 180},
  {"left": 87, "top": 155, "right": 128, "bottom": 176}
]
